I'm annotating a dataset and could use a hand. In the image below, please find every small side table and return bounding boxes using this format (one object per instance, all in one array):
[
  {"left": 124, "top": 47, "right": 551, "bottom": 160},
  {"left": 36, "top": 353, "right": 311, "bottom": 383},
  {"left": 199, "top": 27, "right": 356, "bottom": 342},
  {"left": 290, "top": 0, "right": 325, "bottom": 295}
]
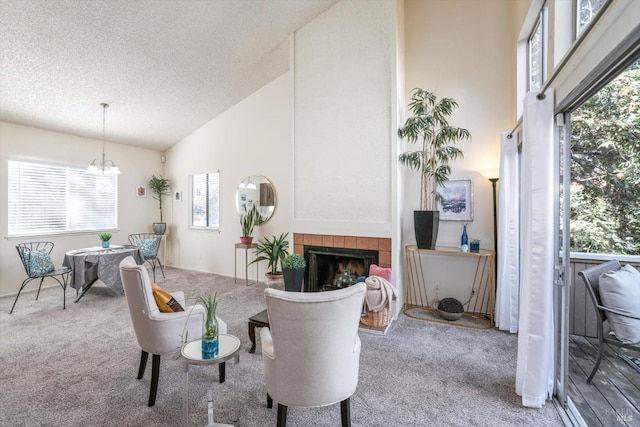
[
  {"left": 234, "top": 243, "right": 258, "bottom": 286},
  {"left": 248, "top": 309, "right": 270, "bottom": 353},
  {"left": 182, "top": 335, "right": 241, "bottom": 426}
]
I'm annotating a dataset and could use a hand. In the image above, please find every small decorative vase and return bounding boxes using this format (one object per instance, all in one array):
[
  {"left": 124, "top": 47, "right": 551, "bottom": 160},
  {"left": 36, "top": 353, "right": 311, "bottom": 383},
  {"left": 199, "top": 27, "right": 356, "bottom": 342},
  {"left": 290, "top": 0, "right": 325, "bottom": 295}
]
[
  {"left": 460, "top": 225, "right": 469, "bottom": 252},
  {"left": 101, "top": 241, "right": 110, "bottom": 248},
  {"left": 201, "top": 299, "right": 219, "bottom": 359}
]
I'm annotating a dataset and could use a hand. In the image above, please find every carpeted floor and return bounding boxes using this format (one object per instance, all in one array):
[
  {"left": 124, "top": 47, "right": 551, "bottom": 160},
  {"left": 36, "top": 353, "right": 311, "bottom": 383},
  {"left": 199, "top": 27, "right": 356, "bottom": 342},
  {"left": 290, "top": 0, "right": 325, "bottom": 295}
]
[{"left": 0, "top": 266, "right": 563, "bottom": 426}]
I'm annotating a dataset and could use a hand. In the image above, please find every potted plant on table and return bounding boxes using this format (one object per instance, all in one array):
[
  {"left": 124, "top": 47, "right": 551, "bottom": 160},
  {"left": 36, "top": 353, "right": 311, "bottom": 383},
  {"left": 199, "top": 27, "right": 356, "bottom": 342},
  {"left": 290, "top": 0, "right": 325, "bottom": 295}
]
[
  {"left": 397, "top": 88, "right": 471, "bottom": 249},
  {"left": 250, "top": 232, "right": 289, "bottom": 284},
  {"left": 239, "top": 204, "right": 263, "bottom": 245},
  {"left": 99, "top": 232, "right": 112, "bottom": 248},
  {"left": 282, "top": 253, "right": 306, "bottom": 292},
  {"left": 196, "top": 292, "right": 219, "bottom": 359},
  {"left": 149, "top": 175, "right": 171, "bottom": 235}
]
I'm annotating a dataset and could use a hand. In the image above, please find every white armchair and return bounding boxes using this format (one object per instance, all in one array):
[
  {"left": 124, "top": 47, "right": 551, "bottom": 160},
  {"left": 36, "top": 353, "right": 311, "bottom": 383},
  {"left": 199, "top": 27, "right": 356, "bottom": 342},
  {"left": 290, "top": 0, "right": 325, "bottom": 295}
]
[
  {"left": 261, "top": 282, "right": 366, "bottom": 426},
  {"left": 119, "top": 256, "right": 227, "bottom": 406}
]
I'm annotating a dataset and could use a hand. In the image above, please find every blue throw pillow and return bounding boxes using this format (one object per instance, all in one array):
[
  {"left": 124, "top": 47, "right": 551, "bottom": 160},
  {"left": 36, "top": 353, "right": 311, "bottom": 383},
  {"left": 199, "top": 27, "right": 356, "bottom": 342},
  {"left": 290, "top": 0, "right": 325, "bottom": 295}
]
[
  {"left": 22, "top": 249, "right": 55, "bottom": 276},
  {"left": 135, "top": 238, "right": 157, "bottom": 259}
]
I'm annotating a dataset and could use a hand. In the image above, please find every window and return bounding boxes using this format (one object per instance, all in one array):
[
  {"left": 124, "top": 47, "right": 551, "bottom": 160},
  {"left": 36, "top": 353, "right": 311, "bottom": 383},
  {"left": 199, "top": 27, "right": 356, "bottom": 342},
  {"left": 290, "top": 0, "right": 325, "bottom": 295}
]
[
  {"left": 576, "top": 0, "right": 607, "bottom": 37},
  {"left": 569, "top": 59, "right": 640, "bottom": 255},
  {"left": 191, "top": 171, "right": 220, "bottom": 229},
  {"left": 8, "top": 159, "right": 117, "bottom": 235},
  {"left": 528, "top": 12, "right": 544, "bottom": 91}
]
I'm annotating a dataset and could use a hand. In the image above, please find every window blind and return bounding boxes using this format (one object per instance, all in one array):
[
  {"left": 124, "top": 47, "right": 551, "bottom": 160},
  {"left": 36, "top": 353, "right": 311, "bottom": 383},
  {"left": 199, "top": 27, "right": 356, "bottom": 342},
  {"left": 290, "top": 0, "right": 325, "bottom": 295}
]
[{"left": 8, "top": 160, "right": 117, "bottom": 235}]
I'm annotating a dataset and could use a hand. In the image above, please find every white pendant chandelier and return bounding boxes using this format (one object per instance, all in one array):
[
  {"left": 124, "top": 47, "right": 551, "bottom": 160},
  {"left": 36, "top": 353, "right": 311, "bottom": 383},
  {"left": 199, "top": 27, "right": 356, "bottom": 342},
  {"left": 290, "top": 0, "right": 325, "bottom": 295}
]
[{"left": 88, "top": 103, "right": 120, "bottom": 175}]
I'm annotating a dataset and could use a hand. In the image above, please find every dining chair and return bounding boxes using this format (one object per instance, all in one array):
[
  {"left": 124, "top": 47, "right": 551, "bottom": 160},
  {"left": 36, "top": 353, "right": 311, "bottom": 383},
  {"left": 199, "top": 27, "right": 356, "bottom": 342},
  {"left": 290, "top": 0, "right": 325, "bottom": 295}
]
[
  {"left": 261, "top": 282, "right": 366, "bottom": 426},
  {"left": 128, "top": 233, "right": 165, "bottom": 281},
  {"left": 119, "top": 256, "right": 228, "bottom": 406},
  {"left": 11, "top": 242, "right": 72, "bottom": 314}
]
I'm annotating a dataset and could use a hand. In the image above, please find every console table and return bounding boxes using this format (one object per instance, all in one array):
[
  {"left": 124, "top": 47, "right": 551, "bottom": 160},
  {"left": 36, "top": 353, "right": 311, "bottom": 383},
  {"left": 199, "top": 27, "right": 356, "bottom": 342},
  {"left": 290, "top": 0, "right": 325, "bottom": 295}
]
[
  {"left": 234, "top": 243, "right": 258, "bottom": 286},
  {"left": 404, "top": 245, "right": 495, "bottom": 329}
]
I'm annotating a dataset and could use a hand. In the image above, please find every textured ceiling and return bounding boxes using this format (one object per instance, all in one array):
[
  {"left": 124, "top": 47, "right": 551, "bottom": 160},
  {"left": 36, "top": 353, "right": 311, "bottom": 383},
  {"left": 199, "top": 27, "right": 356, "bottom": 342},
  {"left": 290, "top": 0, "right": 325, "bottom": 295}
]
[{"left": 0, "top": 0, "right": 339, "bottom": 151}]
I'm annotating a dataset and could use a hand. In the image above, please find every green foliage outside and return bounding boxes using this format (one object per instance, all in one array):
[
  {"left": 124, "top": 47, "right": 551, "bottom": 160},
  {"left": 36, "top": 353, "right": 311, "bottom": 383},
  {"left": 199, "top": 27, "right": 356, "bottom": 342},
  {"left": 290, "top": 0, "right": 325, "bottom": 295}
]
[{"left": 570, "top": 60, "right": 640, "bottom": 255}]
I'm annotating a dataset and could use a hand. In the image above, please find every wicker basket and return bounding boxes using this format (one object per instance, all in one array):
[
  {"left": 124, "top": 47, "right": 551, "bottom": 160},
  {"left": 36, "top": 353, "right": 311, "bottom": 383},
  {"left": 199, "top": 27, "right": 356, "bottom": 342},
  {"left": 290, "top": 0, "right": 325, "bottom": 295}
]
[{"left": 361, "top": 306, "right": 391, "bottom": 327}]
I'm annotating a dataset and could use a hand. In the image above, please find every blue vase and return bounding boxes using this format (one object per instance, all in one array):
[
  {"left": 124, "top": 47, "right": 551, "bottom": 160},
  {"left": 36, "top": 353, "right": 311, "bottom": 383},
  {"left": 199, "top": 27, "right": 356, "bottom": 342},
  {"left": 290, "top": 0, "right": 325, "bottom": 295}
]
[
  {"left": 201, "top": 335, "right": 219, "bottom": 359},
  {"left": 201, "top": 308, "right": 219, "bottom": 359},
  {"left": 460, "top": 225, "right": 469, "bottom": 252},
  {"left": 101, "top": 241, "right": 110, "bottom": 248}
]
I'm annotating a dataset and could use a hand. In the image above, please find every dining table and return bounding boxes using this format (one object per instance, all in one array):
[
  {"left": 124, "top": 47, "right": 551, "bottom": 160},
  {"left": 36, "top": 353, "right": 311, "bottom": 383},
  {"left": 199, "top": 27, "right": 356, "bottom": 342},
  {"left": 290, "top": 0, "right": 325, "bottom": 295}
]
[{"left": 64, "top": 245, "right": 144, "bottom": 302}]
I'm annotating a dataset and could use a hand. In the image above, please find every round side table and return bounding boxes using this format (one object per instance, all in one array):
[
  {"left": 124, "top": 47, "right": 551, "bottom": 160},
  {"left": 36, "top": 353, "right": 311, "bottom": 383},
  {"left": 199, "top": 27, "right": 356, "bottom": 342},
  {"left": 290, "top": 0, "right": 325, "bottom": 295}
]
[{"left": 181, "top": 334, "right": 241, "bottom": 426}]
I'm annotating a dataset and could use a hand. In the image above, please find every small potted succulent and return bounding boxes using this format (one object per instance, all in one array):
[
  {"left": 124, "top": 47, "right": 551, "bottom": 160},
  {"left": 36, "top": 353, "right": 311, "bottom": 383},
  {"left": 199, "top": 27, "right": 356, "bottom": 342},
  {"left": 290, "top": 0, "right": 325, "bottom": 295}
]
[
  {"left": 282, "top": 253, "right": 306, "bottom": 292},
  {"left": 99, "top": 232, "right": 112, "bottom": 248},
  {"left": 437, "top": 297, "right": 464, "bottom": 321},
  {"left": 470, "top": 238, "right": 481, "bottom": 253}
]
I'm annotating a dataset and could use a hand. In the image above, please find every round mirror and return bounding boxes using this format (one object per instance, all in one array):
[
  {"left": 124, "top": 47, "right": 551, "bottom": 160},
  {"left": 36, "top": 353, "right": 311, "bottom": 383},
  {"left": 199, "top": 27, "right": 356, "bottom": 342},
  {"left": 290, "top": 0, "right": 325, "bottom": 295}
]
[{"left": 235, "top": 175, "right": 276, "bottom": 223}]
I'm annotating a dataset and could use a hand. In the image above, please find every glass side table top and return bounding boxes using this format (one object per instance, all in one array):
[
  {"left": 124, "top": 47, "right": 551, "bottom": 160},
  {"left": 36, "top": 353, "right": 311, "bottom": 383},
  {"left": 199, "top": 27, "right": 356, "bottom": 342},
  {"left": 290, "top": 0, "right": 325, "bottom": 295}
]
[{"left": 181, "top": 334, "right": 241, "bottom": 365}]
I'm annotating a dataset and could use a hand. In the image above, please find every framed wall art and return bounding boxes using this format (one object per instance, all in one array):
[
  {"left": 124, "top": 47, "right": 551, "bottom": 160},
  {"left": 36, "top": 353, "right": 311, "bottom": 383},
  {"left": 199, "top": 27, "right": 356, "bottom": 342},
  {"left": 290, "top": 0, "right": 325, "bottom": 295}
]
[{"left": 438, "top": 178, "right": 473, "bottom": 221}]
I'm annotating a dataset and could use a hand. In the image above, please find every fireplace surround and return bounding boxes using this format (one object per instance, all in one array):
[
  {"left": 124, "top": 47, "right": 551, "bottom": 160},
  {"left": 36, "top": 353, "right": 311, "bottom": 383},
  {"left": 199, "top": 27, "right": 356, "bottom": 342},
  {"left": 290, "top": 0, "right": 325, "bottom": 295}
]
[{"left": 293, "top": 233, "right": 391, "bottom": 292}]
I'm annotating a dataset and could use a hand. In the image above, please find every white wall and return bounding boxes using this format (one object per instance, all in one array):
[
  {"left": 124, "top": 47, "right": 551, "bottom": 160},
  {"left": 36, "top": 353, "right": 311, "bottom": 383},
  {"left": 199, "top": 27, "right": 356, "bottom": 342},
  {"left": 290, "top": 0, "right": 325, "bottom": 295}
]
[
  {"left": 403, "top": 0, "right": 517, "bottom": 250},
  {"left": 0, "top": 121, "right": 164, "bottom": 297},
  {"left": 165, "top": 72, "right": 291, "bottom": 279},
  {"left": 292, "top": 0, "right": 398, "bottom": 239}
]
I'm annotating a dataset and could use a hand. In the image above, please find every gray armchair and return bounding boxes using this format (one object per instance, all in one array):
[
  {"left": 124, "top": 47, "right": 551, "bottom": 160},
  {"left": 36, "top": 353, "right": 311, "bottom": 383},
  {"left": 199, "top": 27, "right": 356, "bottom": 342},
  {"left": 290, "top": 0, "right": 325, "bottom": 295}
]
[{"left": 578, "top": 260, "right": 640, "bottom": 383}]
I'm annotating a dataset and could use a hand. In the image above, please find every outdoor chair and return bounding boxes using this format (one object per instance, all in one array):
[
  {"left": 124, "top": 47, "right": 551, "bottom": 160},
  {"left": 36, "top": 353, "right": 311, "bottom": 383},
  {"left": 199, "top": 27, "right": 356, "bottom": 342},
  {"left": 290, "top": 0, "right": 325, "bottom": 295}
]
[
  {"left": 579, "top": 260, "right": 640, "bottom": 383},
  {"left": 11, "top": 242, "right": 72, "bottom": 314},
  {"left": 119, "top": 256, "right": 227, "bottom": 406},
  {"left": 128, "top": 233, "right": 165, "bottom": 281},
  {"left": 261, "top": 282, "right": 366, "bottom": 426}
]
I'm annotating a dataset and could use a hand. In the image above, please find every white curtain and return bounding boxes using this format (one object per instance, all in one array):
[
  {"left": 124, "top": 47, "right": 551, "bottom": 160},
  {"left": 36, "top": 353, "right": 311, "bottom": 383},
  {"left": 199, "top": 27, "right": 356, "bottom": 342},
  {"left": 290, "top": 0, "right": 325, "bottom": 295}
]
[
  {"left": 495, "top": 132, "right": 520, "bottom": 333},
  {"left": 515, "top": 90, "right": 556, "bottom": 408}
]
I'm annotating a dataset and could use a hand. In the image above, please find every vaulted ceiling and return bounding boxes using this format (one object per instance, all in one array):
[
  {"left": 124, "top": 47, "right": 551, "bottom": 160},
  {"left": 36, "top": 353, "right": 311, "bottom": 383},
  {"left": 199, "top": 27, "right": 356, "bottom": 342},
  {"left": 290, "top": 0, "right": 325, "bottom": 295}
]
[{"left": 0, "top": 0, "right": 339, "bottom": 151}]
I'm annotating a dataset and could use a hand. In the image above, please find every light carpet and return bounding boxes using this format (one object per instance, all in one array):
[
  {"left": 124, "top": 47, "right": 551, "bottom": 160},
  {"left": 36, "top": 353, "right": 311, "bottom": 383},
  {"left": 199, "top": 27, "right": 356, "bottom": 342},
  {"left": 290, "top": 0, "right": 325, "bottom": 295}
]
[{"left": 0, "top": 266, "right": 563, "bottom": 426}]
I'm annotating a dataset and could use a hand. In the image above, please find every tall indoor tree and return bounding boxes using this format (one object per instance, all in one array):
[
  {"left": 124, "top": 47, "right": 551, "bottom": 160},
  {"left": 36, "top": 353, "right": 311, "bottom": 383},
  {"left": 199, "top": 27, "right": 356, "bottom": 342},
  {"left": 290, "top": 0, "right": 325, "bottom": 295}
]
[{"left": 398, "top": 88, "right": 470, "bottom": 248}]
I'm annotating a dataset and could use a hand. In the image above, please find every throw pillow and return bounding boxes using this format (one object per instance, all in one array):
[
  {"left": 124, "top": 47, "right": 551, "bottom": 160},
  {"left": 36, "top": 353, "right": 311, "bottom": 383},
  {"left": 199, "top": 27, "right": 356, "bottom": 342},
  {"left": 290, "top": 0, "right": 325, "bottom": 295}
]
[
  {"left": 369, "top": 264, "right": 392, "bottom": 281},
  {"left": 22, "top": 249, "right": 56, "bottom": 276},
  {"left": 151, "top": 282, "right": 184, "bottom": 313},
  {"left": 598, "top": 264, "right": 640, "bottom": 345},
  {"left": 135, "top": 238, "right": 157, "bottom": 259}
]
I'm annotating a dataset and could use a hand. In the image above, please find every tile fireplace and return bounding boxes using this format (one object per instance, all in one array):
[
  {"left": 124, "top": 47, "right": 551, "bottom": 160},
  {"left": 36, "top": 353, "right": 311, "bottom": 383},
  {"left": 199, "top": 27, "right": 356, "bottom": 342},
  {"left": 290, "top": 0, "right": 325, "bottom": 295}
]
[{"left": 293, "top": 234, "right": 391, "bottom": 292}]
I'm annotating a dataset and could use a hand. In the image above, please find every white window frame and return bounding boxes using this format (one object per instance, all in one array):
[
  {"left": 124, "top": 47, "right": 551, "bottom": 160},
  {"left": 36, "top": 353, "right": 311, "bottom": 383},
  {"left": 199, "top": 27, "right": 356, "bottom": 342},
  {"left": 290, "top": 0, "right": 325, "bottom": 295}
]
[
  {"left": 8, "top": 158, "right": 118, "bottom": 237},
  {"left": 190, "top": 171, "right": 220, "bottom": 231}
]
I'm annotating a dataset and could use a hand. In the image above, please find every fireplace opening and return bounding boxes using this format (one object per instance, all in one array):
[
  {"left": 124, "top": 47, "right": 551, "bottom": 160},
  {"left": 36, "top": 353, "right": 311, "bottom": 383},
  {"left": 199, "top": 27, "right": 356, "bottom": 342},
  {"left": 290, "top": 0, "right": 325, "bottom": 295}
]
[{"left": 303, "top": 246, "right": 378, "bottom": 292}]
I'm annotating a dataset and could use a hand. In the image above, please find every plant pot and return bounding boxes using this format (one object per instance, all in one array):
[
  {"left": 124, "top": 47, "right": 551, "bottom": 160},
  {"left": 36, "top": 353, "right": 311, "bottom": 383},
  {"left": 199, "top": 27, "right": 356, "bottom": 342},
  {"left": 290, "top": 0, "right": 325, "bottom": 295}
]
[
  {"left": 153, "top": 222, "right": 167, "bottom": 235},
  {"left": 414, "top": 210, "right": 439, "bottom": 249},
  {"left": 265, "top": 272, "right": 284, "bottom": 289},
  {"left": 470, "top": 242, "right": 480, "bottom": 253},
  {"left": 101, "top": 241, "right": 110, "bottom": 248},
  {"left": 240, "top": 236, "right": 253, "bottom": 245},
  {"left": 283, "top": 268, "right": 305, "bottom": 292}
]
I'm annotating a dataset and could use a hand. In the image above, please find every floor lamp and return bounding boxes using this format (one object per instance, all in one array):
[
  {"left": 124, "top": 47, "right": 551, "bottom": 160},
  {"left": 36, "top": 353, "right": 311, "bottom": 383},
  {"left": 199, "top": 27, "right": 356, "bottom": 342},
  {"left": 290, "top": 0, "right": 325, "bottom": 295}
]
[{"left": 480, "top": 170, "right": 500, "bottom": 288}]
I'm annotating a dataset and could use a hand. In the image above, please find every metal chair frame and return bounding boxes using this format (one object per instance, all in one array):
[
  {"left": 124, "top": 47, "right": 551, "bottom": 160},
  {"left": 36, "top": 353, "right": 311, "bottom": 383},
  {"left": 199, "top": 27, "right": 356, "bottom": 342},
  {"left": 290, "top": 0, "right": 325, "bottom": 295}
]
[
  {"left": 128, "top": 233, "right": 165, "bottom": 281},
  {"left": 578, "top": 260, "right": 640, "bottom": 383},
  {"left": 11, "top": 242, "right": 71, "bottom": 314}
]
